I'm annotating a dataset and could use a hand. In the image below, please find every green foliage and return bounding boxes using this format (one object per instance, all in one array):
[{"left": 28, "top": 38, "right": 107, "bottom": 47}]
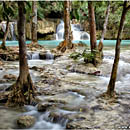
[
  {"left": 71, "top": 1, "right": 88, "bottom": 21},
  {"left": 70, "top": 52, "right": 81, "bottom": 60},
  {"left": 82, "top": 50, "right": 95, "bottom": 63},
  {"left": 70, "top": 47, "right": 96, "bottom": 63},
  {"left": 37, "top": 1, "right": 63, "bottom": 19},
  {"left": 0, "top": 1, "right": 130, "bottom": 38},
  {"left": 25, "top": 2, "right": 32, "bottom": 22},
  {"left": 0, "top": 2, "right": 16, "bottom": 21}
]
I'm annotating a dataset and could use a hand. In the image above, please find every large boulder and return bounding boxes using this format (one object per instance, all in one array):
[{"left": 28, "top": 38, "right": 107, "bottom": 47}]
[{"left": 17, "top": 115, "right": 35, "bottom": 128}]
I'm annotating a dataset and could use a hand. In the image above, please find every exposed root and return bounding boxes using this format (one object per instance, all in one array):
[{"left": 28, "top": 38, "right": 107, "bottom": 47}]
[
  {"left": 99, "top": 91, "right": 118, "bottom": 100},
  {"left": 6, "top": 74, "right": 36, "bottom": 107},
  {"left": 56, "top": 40, "right": 75, "bottom": 53},
  {"left": 96, "top": 91, "right": 119, "bottom": 105}
]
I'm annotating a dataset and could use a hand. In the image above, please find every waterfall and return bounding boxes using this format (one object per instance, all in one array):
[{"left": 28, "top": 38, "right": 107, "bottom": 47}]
[
  {"left": 0, "top": 21, "right": 16, "bottom": 40},
  {"left": 56, "top": 21, "right": 64, "bottom": 40},
  {"left": 1, "top": 22, "right": 6, "bottom": 32},
  {"left": 56, "top": 20, "right": 90, "bottom": 41},
  {"left": 27, "top": 51, "right": 54, "bottom": 60},
  {"left": 27, "top": 53, "right": 32, "bottom": 60},
  {"left": 32, "top": 52, "right": 40, "bottom": 60},
  {"left": 10, "top": 22, "right": 16, "bottom": 41},
  {"left": 80, "top": 32, "right": 90, "bottom": 40},
  {"left": 46, "top": 50, "right": 54, "bottom": 60},
  {"left": 27, "top": 52, "right": 40, "bottom": 60}
]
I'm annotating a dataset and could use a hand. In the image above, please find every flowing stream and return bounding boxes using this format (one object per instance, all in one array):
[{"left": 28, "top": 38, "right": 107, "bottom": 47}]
[{"left": 0, "top": 45, "right": 130, "bottom": 129}]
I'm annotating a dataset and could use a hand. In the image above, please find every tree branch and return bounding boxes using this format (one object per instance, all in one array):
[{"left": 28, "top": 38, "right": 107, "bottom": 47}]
[{"left": 126, "top": 5, "right": 130, "bottom": 12}]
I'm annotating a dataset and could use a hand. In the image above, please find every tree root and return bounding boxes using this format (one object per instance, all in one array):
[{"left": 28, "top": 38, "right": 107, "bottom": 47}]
[
  {"left": 56, "top": 40, "right": 75, "bottom": 53},
  {"left": 6, "top": 74, "right": 36, "bottom": 107},
  {"left": 99, "top": 91, "right": 118, "bottom": 100}
]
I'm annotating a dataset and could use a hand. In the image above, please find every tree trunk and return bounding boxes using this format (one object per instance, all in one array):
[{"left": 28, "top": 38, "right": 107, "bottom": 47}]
[
  {"left": 1, "top": 20, "right": 9, "bottom": 50},
  {"left": 98, "top": 1, "right": 110, "bottom": 52},
  {"left": 57, "top": 1, "right": 73, "bottom": 52},
  {"left": 88, "top": 1, "right": 97, "bottom": 52},
  {"left": 6, "top": 1, "right": 35, "bottom": 106},
  {"left": 107, "top": 1, "right": 129, "bottom": 97},
  {"left": 31, "top": 1, "right": 37, "bottom": 44},
  {"left": 64, "top": 1, "right": 72, "bottom": 47}
]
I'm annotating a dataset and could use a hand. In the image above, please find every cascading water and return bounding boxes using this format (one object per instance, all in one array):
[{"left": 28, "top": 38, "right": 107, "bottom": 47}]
[
  {"left": 56, "top": 20, "right": 90, "bottom": 40},
  {"left": 10, "top": 22, "right": 16, "bottom": 41},
  {"left": 46, "top": 50, "right": 54, "bottom": 60},
  {"left": 1, "top": 22, "right": 6, "bottom": 32},
  {"left": 32, "top": 52, "right": 40, "bottom": 60},
  {"left": 27, "top": 52, "right": 40, "bottom": 60},
  {"left": 22, "top": 106, "right": 65, "bottom": 130},
  {"left": 0, "top": 21, "right": 16, "bottom": 40}
]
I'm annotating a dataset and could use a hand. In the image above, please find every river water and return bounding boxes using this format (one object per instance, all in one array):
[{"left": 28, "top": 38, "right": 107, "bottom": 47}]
[{"left": 0, "top": 43, "right": 130, "bottom": 129}]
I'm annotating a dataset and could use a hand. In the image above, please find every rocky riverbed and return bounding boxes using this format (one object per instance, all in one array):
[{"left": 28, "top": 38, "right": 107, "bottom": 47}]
[{"left": 0, "top": 46, "right": 130, "bottom": 129}]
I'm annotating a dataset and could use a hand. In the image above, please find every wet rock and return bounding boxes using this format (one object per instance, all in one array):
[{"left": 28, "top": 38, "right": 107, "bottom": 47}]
[
  {"left": 3, "top": 74, "right": 17, "bottom": 81},
  {"left": 0, "top": 53, "right": 19, "bottom": 61},
  {"left": 48, "top": 111, "right": 68, "bottom": 126},
  {"left": 69, "top": 63, "right": 97, "bottom": 74},
  {"left": 60, "top": 104, "right": 89, "bottom": 113},
  {"left": 0, "top": 79, "right": 7, "bottom": 83},
  {"left": 66, "top": 113, "right": 94, "bottom": 129},
  {"left": 39, "top": 52, "right": 46, "bottom": 59},
  {"left": 30, "top": 66, "right": 39, "bottom": 71},
  {"left": 68, "top": 89, "right": 87, "bottom": 97},
  {"left": 66, "top": 120, "right": 94, "bottom": 129},
  {"left": 88, "top": 71, "right": 101, "bottom": 76},
  {"left": 47, "top": 99, "right": 67, "bottom": 104},
  {"left": 37, "top": 102, "right": 57, "bottom": 112},
  {"left": 91, "top": 105, "right": 104, "bottom": 112},
  {"left": 17, "top": 115, "right": 35, "bottom": 128}
]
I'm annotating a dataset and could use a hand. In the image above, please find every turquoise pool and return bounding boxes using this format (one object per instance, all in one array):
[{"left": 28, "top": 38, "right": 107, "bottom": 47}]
[{"left": 0, "top": 40, "right": 130, "bottom": 47}]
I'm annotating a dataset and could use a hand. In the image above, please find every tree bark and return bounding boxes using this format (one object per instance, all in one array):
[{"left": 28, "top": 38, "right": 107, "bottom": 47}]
[
  {"left": 107, "top": 1, "right": 129, "bottom": 97},
  {"left": 88, "top": 1, "right": 97, "bottom": 52},
  {"left": 98, "top": 1, "right": 110, "bottom": 52},
  {"left": 1, "top": 20, "right": 9, "bottom": 50},
  {"left": 31, "top": 1, "right": 37, "bottom": 43},
  {"left": 6, "top": 1, "right": 35, "bottom": 106},
  {"left": 64, "top": 1, "right": 72, "bottom": 46}
]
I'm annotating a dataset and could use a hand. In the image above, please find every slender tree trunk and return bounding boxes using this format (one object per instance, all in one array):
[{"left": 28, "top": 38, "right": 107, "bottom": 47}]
[
  {"left": 64, "top": 1, "right": 72, "bottom": 48},
  {"left": 57, "top": 1, "right": 73, "bottom": 52},
  {"left": 7, "top": 2, "right": 35, "bottom": 106},
  {"left": 107, "top": 1, "right": 129, "bottom": 97},
  {"left": 98, "top": 1, "right": 110, "bottom": 52},
  {"left": 31, "top": 1, "right": 37, "bottom": 43},
  {"left": 88, "top": 1, "right": 97, "bottom": 52},
  {"left": 1, "top": 20, "right": 9, "bottom": 50},
  {"left": 18, "top": 2, "right": 29, "bottom": 82}
]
